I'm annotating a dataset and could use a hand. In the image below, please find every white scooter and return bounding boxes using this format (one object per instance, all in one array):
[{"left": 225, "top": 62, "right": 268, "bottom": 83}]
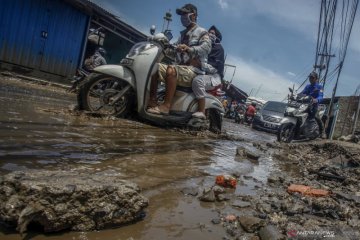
[{"left": 76, "top": 27, "right": 224, "bottom": 133}]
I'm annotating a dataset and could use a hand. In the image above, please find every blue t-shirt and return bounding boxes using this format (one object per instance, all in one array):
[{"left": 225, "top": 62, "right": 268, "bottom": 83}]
[{"left": 301, "top": 83, "right": 324, "bottom": 103}]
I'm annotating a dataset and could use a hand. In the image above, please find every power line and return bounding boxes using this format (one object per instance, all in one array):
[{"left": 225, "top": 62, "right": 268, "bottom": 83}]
[{"left": 325, "top": 0, "right": 359, "bottom": 132}]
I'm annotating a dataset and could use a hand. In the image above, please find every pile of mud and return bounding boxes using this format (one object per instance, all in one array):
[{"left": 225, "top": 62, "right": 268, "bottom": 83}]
[{"left": 0, "top": 170, "right": 148, "bottom": 234}]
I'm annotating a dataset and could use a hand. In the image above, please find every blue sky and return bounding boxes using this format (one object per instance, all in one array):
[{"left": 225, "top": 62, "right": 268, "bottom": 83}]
[{"left": 92, "top": 0, "right": 360, "bottom": 101}]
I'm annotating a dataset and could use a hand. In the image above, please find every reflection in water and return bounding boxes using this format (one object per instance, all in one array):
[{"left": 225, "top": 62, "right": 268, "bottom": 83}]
[{"left": 0, "top": 78, "right": 277, "bottom": 240}]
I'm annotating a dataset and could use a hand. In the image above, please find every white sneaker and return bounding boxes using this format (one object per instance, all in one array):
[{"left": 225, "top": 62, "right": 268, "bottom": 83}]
[{"left": 192, "top": 112, "right": 206, "bottom": 119}]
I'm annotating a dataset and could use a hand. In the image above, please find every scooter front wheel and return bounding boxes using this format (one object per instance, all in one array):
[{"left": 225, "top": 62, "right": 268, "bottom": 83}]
[
  {"left": 78, "top": 74, "right": 135, "bottom": 117},
  {"left": 277, "top": 123, "right": 295, "bottom": 143}
]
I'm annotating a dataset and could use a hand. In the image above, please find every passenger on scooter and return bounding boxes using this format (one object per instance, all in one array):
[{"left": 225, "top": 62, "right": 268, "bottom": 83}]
[
  {"left": 301, "top": 71, "right": 325, "bottom": 138},
  {"left": 147, "top": 3, "right": 212, "bottom": 115},
  {"left": 191, "top": 25, "right": 225, "bottom": 119}
]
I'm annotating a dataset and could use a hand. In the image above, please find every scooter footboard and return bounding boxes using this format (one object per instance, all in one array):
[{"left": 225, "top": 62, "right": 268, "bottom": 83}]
[{"left": 279, "top": 117, "right": 297, "bottom": 125}]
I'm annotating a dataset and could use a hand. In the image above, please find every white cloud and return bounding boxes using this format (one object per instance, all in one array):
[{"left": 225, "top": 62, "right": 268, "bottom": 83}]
[
  {"left": 218, "top": 0, "right": 229, "bottom": 10},
  {"left": 287, "top": 72, "right": 296, "bottom": 77},
  {"left": 219, "top": 0, "right": 360, "bottom": 54},
  {"left": 224, "top": 55, "right": 299, "bottom": 101}
]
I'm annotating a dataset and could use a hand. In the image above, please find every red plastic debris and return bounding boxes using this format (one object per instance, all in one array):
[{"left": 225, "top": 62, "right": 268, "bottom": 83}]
[{"left": 216, "top": 175, "right": 237, "bottom": 188}]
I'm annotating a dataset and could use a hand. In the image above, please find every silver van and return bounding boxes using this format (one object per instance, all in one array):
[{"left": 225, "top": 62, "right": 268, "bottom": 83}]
[{"left": 252, "top": 101, "right": 287, "bottom": 133}]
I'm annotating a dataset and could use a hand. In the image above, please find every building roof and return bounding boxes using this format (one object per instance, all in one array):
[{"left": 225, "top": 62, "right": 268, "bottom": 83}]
[
  {"left": 224, "top": 83, "right": 249, "bottom": 102},
  {"left": 64, "top": 0, "right": 147, "bottom": 43}
]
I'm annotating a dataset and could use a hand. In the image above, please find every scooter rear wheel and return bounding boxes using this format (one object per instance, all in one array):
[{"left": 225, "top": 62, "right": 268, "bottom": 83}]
[{"left": 208, "top": 108, "right": 222, "bottom": 134}]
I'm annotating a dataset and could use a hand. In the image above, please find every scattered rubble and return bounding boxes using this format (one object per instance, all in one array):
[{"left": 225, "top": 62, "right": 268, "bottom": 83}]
[
  {"left": 236, "top": 146, "right": 261, "bottom": 160},
  {"left": 193, "top": 141, "right": 359, "bottom": 239}
]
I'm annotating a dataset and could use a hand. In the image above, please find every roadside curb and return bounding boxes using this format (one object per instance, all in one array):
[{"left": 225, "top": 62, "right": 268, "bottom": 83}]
[{"left": 1, "top": 71, "right": 70, "bottom": 90}]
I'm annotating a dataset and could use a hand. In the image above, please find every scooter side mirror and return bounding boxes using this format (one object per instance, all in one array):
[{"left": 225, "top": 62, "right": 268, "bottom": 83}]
[
  {"left": 289, "top": 87, "right": 293, "bottom": 93},
  {"left": 163, "top": 30, "right": 173, "bottom": 41},
  {"left": 150, "top": 25, "right": 156, "bottom": 35}
]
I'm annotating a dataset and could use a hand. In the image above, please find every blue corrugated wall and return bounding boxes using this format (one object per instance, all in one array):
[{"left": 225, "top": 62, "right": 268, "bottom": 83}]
[{"left": 0, "top": 0, "right": 89, "bottom": 77}]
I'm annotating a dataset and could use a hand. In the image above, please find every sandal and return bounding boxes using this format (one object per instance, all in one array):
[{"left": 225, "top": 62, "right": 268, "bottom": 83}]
[{"left": 147, "top": 106, "right": 169, "bottom": 115}]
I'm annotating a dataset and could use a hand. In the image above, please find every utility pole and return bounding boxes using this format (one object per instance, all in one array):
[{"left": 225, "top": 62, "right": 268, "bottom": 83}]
[
  {"left": 314, "top": 53, "right": 335, "bottom": 89},
  {"left": 162, "top": 10, "right": 172, "bottom": 32},
  {"left": 249, "top": 88, "right": 254, "bottom": 96},
  {"left": 352, "top": 85, "right": 360, "bottom": 136},
  {"left": 324, "top": 61, "right": 344, "bottom": 138},
  {"left": 255, "top": 84, "right": 263, "bottom": 97}
]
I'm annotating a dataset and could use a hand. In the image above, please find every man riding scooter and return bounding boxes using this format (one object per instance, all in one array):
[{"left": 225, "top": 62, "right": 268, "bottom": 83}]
[
  {"left": 147, "top": 3, "right": 212, "bottom": 115},
  {"left": 76, "top": 4, "right": 224, "bottom": 133},
  {"left": 301, "top": 71, "right": 325, "bottom": 138}
]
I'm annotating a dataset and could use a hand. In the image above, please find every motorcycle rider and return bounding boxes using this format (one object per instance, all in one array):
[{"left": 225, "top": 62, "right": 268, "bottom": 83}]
[
  {"left": 191, "top": 25, "right": 225, "bottom": 119},
  {"left": 245, "top": 102, "right": 257, "bottom": 123},
  {"left": 83, "top": 47, "right": 107, "bottom": 71},
  {"left": 147, "top": 3, "right": 212, "bottom": 115},
  {"left": 70, "top": 47, "right": 107, "bottom": 93},
  {"left": 301, "top": 71, "right": 325, "bottom": 138}
]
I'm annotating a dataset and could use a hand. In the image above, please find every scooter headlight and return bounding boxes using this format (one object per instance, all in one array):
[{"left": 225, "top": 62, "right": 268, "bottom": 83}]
[
  {"left": 299, "top": 104, "right": 308, "bottom": 112},
  {"left": 126, "top": 42, "right": 154, "bottom": 58}
]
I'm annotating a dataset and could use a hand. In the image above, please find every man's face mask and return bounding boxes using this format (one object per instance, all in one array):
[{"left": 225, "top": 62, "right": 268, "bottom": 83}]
[{"left": 181, "top": 13, "right": 193, "bottom": 27}]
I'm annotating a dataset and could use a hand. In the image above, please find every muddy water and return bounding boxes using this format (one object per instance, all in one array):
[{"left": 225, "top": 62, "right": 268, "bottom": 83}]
[{"left": 0, "top": 77, "right": 277, "bottom": 240}]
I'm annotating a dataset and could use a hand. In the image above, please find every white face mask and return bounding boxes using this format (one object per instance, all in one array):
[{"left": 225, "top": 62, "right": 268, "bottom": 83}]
[{"left": 181, "top": 13, "right": 193, "bottom": 27}]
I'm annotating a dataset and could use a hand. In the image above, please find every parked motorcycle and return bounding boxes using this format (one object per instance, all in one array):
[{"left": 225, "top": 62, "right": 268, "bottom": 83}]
[
  {"left": 234, "top": 107, "right": 245, "bottom": 124},
  {"left": 225, "top": 110, "right": 236, "bottom": 119},
  {"left": 76, "top": 28, "right": 224, "bottom": 133},
  {"left": 68, "top": 68, "right": 90, "bottom": 93},
  {"left": 277, "top": 88, "right": 325, "bottom": 142},
  {"left": 244, "top": 115, "right": 254, "bottom": 125}
]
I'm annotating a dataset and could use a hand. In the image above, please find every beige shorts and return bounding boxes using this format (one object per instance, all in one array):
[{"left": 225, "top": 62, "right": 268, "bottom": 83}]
[{"left": 158, "top": 63, "right": 198, "bottom": 87}]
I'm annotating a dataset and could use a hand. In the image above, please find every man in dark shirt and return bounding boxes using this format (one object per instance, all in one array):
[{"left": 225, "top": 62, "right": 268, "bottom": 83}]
[{"left": 191, "top": 25, "right": 225, "bottom": 119}]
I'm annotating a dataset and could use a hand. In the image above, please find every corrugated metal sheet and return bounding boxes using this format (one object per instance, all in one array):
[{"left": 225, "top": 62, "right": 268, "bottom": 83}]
[{"left": 0, "top": 0, "right": 89, "bottom": 77}]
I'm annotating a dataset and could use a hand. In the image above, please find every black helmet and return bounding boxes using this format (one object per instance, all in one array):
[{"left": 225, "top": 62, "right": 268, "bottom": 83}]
[
  {"left": 251, "top": 102, "right": 256, "bottom": 107},
  {"left": 309, "top": 71, "right": 318, "bottom": 79}
]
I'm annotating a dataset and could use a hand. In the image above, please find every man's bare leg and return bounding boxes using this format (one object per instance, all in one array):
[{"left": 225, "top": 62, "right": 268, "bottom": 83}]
[
  {"left": 198, "top": 98, "right": 205, "bottom": 114},
  {"left": 158, "top": 66, "right": 177, "bottom": 113},
  {"left": 148, "top": 73, "right": 159, "bottom": 108}
]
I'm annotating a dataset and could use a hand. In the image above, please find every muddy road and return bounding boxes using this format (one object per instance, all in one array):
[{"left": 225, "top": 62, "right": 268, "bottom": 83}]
[
  {"left": 0, "top": 76, "right": 276, "bottom": 239},
  {"left": 1, "top": 76, "right": 359, "bottom": 240}
]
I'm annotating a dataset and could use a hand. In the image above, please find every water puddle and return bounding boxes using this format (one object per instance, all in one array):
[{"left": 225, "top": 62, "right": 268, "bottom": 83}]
[{"left": 0, "top": 78, "right": 279, "bottom": 239}]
